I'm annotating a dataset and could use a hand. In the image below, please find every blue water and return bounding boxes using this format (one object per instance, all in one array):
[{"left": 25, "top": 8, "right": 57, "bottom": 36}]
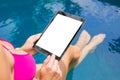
[{"left": 0, "top": 0, "right": 120, "bottom": 80}]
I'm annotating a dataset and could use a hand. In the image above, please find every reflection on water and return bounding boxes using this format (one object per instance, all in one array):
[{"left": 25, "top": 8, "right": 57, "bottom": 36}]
[
  {"left": 0, "top": 19, "right": 14, "bottom": 28},
  {"left": 44, "top": 2, "right": 65, "bottom": 13},
  {"left": 71, "top": 0, "right": 120, "bottom": 23},
  {"left": 109, "top": 37, "right": 120, "bottom": 54},
  {"left": 0, "top": 18, "right": 16, "bottom": 41},
  {"left": 0, "top": 0, "right": 39, "bottom": 47},
  {"left": 0, "top": 0, "right": 120, "bottom": 80}
]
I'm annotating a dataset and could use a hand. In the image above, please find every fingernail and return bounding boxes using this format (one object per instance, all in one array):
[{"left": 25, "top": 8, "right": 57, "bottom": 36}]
[{"left": 47, "top": 55, "right": 50, "bottom": 58}]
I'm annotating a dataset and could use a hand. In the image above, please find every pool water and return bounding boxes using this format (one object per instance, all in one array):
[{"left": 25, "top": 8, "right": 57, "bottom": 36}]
[{"left": 0, "top": 0, "right": 120, "bottom": 80}]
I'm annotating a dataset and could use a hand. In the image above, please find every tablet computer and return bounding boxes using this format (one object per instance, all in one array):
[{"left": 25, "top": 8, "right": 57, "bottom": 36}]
[{"left": 33, "top": 11, "right": 85, "bottom": 60}]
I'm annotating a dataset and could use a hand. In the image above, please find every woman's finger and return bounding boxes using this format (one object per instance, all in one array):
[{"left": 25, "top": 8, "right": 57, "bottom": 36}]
[
  {"left": 52, "top": 65, "right": 62, "bottom": 80},
  {"left": 46, "top": 54, "right": 55, "bottom": 69},
  {"left": 43, "top": 55, "right": 51, "bottom": 66},
  {"left": 52, "top": 60, "right": 58, "bottom": 72},
  {"left": 51, "top": 60, "right": 61, "bottom": 80},
  {"left": 57, "top": 65, "right": 62, "bottom": 79},
  {"left": 31, "top": 33, "right": 41, "bottom": 43}
]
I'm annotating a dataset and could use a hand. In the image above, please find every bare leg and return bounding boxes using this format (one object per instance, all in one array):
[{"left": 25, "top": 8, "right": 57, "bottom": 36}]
[
  {"left": 59, "top": 30, "right": 106, "bottom": 80},
  {"left": 59, "top": 30, "right": 91, "bottom": 80},
  {"left": 77, "top": 34, "right": 106, "bottom": 64}
]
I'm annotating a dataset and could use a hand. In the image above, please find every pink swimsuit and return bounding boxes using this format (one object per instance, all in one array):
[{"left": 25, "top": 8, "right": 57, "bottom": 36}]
[{"left": 0, "top": 39, "right": 36, "bottom": 80}]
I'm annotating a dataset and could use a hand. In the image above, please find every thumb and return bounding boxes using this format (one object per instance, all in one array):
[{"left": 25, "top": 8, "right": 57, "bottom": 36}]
[{"left": 43, "top": 55, "right": 51, "bottom": 66}]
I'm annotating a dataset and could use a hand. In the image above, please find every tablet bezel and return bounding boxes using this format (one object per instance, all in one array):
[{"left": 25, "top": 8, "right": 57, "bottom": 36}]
[{"left": 33, "top": 11, "right": 85, "bottom": 60}]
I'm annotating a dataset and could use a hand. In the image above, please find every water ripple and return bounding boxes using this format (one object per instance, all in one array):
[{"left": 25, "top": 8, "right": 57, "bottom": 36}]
[
  {"left": 71, "top": 0, "right": 120, "bottom": 23},
  {"left": 0, "top": 19, "right": 14, "bottom": 28},
  {"left": 109, "top": 37, "right": 120, "bottom": 54},
  {"left": 44, "top": 2, "right": 65, "bottom": 13}
]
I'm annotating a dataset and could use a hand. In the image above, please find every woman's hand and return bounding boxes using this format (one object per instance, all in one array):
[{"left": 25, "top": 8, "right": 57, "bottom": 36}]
[
  {"left": 39, "top": 55, "right": 62, "bottom": 80},
  {"left": 20, "top": 33, "right": 41, "bottom": 55}
]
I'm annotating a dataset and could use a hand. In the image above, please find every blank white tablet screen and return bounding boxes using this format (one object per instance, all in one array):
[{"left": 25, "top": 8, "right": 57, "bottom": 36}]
[{"left": 36, "top": 14, "right": 83, "bottom": 57}]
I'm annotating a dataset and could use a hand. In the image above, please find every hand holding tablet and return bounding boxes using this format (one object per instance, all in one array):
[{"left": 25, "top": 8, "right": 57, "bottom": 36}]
[{"left": 33, "top": 11, "right": 85, "bottom": 60}]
